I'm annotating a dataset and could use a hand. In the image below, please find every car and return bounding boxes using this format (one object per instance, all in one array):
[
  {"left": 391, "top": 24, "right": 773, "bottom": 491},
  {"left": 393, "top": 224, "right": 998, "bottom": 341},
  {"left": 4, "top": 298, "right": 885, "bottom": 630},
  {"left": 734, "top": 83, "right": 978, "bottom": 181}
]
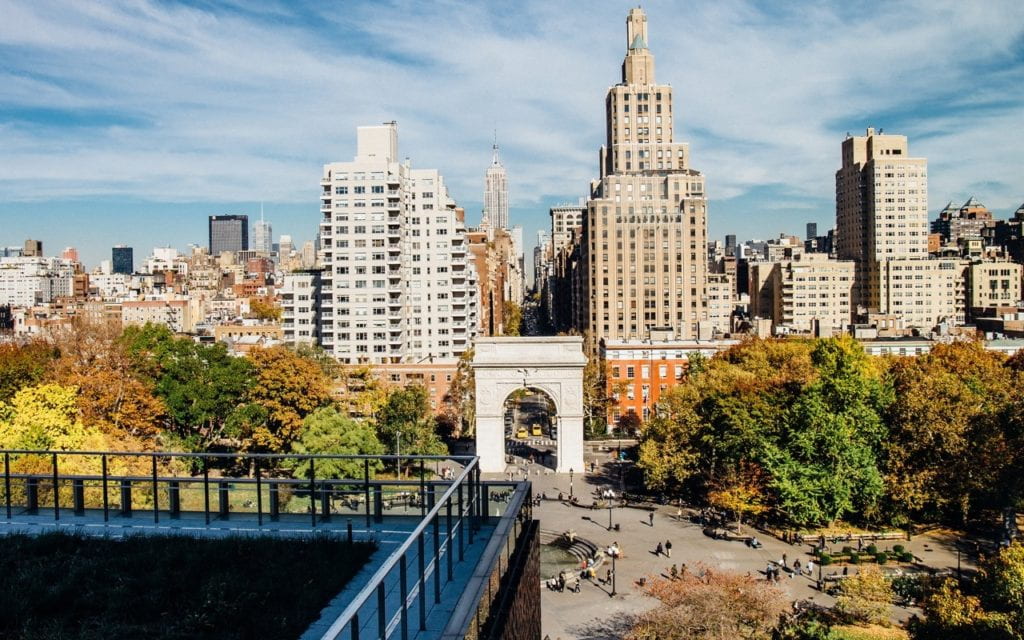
[
  {"left": 531, "top": 424, "right": 543, "bottom": 437},
  {"left": 515, "top": 427, "right": 528, "bottom": 439}
]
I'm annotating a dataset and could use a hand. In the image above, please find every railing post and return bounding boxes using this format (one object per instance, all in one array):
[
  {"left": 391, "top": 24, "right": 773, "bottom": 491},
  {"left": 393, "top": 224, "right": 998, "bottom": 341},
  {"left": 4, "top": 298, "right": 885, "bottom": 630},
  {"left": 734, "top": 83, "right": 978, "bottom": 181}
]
[
  {"left": 399, "top": 551, "right": 409, "bottom": 640},
  {"left": 419, "top": 460, "right": 426, "bottom": 519},
  {"left": 457, "top": 482, "right": 465, "bottom": 561},
  {"left": 101, "top": 454, "right": 109, "bottom": 522},
  {"left": 120, "top": 478, "right": 132, "bottom": 517},
  {"left": 418, "top": 531, "right": 426, "bottom": 631},
  {"left": 52, "top": 452, "right": 59, "bottom": 521},
  {"left": 364, "top": 458, "right": 371, "bottom": 528},
  {"left": 377, "top": 582, "right": 386, "bottom": 640},
  {"left": 351, "top": 611, "right": 360, "bottom": 640},
  {"left": 433, "top": 513, "right": 441, "bottom": 603},
  {"left": 446, "top": 496, "right": 453, "bottom": 582},
  {"left": 374, "top": 483, "right": 383, "bottom": 523},
  {"left": 26, "top": 477, "right": 38, "bottom": 514},
  {"left": 269, "top": 482, "right": 280, "bottom": 521},
  {"left": 73, "top": 478, "right": 85, "bottom": 515},
  {"left": 4, "top": 452, "right": 11, "bottom": 520},
  {"left": 218, "top": 481, "right": 230, "bottom": 519},
  {"left": 152, "top": 455, "right": 159, "bottom": 523},
  {"left": 309, "top": 458, "right": 317, "bottom": 527},
  {"left": 321, "top": 479, "right": 331, "bottom": 523},
  {"left": 169, "top": 481, "right": 180, "bottom": 518},
  {"left": 255, "top": 459, "right": 263, "bottom": 527},
  {"left": 203, "top": 461, "right": 210, "bottom": 525}
]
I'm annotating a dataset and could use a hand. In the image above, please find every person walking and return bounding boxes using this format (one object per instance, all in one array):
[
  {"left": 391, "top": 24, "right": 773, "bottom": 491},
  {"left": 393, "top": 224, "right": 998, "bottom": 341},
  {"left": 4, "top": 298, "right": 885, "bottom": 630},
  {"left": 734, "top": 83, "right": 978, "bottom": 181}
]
[
  {"left": 655, "top": 542, "right": 664, "bottom": 556},
  {"left": 670, "top": 564, "right": 678, "bottom": 580},
  {"left": 665, "top": 540, "right": 673, "bottom": 558},
  {"left": 648, "top": 512, "right": 655, "bottom": 527}
]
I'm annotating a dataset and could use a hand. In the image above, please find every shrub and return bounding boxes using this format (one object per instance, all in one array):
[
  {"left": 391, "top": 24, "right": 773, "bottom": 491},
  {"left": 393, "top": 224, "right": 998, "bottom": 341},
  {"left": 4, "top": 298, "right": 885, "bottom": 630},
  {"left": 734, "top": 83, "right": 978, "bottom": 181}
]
[
  {"left": 875, "top": 552, "right": 889, "bottom": 564},
  {"left": 866, "top": 544, "right": 878, "bottom": 555},
  {"left": 898, "top": 551, "right": 914, "bottom": 563},
  {"left": 892, "top": 544, "right": 905, "bottom": 554},
  {"left": 843, "top": 545, "right": 854, "bottom": 554},
  {"left": 820, "top": 553, "right": 833, "bottom": 566},
  {"left": 849, "top": 553, "right": 861, "bottom": 564}
]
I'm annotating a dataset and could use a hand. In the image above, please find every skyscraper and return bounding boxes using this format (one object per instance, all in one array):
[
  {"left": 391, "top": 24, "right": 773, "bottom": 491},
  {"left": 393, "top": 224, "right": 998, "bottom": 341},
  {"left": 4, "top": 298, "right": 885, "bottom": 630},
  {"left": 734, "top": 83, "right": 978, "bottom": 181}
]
[
  {"left": 836, "top": 128, "right": 929, "bottom": 313},
  {"left": 483, "top": 138, "right": 509, "bottom": 230},
  {"left": 112, "top": 246, "right": 133, "bottom": 274},
  {"left": 253, "top": 210, "right": 273, "bottom": 254},
  {"left": 581, "top": 7, "right": 709, "bottom": 344},
  {"left": 315, "top": 122, "right": 478, "bottom": 364},
  {"left": 806, "top": 223, "right": 818, "bottom": 241},
  {"left": 208, "top": 215, "right": 249, "bottom": 255}
]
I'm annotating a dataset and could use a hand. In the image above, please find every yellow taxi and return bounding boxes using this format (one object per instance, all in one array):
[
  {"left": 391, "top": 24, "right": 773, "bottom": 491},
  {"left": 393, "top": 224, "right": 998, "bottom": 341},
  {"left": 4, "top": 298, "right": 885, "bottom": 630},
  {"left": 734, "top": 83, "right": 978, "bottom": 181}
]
[{"left": 515, "top": 427, "right": 528, "bottom": 439}]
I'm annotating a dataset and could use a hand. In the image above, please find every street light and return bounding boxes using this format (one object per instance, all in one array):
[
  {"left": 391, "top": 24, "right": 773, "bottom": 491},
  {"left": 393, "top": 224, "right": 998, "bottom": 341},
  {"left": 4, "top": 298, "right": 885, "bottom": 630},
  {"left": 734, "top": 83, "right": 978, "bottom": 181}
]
[
  {"left": 608, "top": 502, "right": 614, "bottom": 531},
  {"left": 396, "top": 430, "right": 402, "bottom": 479},
  {"left": 569, "top": 468, "right": 574, "bottom": 500}
]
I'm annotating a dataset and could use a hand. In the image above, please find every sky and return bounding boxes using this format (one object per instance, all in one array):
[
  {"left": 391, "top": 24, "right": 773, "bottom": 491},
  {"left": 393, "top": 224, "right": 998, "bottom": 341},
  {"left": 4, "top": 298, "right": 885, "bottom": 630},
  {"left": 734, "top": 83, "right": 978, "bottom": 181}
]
[{"left": 1, "top": 0, "right": 1023, "bottom": 272}]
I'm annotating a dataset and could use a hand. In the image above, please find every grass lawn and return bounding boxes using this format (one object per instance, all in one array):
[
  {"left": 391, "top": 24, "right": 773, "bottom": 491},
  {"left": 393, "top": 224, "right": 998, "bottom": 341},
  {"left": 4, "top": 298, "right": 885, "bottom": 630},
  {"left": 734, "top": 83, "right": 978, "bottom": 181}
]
[{"left": 0, "top": 532, "right": 376, "bottom": 640}]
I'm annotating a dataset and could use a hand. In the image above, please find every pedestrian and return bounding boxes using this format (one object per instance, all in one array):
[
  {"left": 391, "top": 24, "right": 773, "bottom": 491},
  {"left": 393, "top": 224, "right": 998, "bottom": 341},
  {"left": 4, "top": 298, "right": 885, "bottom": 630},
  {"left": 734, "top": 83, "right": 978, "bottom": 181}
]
[
  {"left": 649, "top": 512, "right": 654, "bottom": 527},
  {"left": 655, "top": 542, "right": 664, "bottom": 556},
  {"left": 590, "top": 461, "right": 596, "bottom": 473},
  {"left": 680, "top": 563, "right": 687, "bottom": 577},
  {"left": 676, "top": 506, "right": 683, "bottom": 521},
  {"left": 793, "top": 558, "right": 801, "bottom": 573},
  {"left": 670, "top": 564, "right": 678, "bottom": 580},
  {"left": 605, "top": 568, "right": 612, "bottom": 584},
  {"left": 665, "top": 540, "right": 673, "bottom": 558},
  {"left": 782, "top": 553, "right": 788, "bottom": 568},
  {"left": 805, "top": 560, "right": 814, "bottom": 577}
]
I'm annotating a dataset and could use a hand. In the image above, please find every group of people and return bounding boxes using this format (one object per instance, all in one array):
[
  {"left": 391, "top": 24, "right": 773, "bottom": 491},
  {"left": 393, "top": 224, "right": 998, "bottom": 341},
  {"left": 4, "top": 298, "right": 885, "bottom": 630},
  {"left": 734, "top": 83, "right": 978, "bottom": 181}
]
[
  {"left": 654, "top": 540, "right": 673, "bottom": 557},
  {"left": 765, "top": 554, "right": 816, "bottom": 582}
]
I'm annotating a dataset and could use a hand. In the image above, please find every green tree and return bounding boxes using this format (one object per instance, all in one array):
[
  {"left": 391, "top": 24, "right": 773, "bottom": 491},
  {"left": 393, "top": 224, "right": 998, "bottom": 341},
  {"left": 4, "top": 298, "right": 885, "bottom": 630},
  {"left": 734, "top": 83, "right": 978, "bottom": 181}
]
[
  {"left": 377, "top": 385, "right": 447, "bottom": 475},
  {"left": 637, "top": 384, "right": 703, "bottom": 495},
  {"left": 289, "top": 407, "right": 385, "bottom": 479}
]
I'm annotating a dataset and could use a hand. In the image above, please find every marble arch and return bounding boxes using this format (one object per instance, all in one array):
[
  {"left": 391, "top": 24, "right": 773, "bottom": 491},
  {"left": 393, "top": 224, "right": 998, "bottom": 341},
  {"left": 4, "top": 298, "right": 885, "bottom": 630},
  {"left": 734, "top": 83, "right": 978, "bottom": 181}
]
[{"left": 471, "top": 337, "right": 587, "bottom": 473}]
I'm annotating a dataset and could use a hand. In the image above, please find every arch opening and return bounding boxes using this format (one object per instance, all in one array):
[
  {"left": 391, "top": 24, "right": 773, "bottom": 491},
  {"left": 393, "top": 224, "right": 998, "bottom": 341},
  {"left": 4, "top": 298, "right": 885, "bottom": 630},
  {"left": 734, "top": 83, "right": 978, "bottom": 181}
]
[{"left": 502, "top": 386, "right": 558, "bottom": 471}]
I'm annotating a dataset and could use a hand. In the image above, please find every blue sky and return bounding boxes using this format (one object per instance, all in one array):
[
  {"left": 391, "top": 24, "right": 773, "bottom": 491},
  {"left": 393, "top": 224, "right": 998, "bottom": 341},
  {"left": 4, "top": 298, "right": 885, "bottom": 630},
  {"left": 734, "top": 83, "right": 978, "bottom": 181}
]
[{"left": 1, "top": 0, "right": 1023, "bottom": 271}]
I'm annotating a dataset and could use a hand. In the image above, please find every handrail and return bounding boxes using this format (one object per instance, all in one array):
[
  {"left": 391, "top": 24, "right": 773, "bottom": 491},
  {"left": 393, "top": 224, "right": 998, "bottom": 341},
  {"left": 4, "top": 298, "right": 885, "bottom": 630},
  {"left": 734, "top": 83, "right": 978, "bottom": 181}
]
[{"left": 317, "top": 456, "right": 479, "bottom": 640}]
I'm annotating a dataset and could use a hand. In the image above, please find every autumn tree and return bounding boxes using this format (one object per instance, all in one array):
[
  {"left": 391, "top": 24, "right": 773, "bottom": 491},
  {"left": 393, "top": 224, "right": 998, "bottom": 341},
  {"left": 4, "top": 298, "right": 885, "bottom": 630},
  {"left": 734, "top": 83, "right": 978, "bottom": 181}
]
[
  {"left": 707, "top": 461, "right": 768, "bottom": 533},
  {"left": 637, "top": 383, "right": 702, "bottom": 495},
  {"left": 334, "top": 365, "right": 389, "bottom": 421},
  {"left": 238, "top": 346, "right": 332, "bottom": 453},
  {"left": 442, "top": 348, "right": 475, "bottom": 438},
  {"left": 502, "top": 301, "right": 522, "bottom": 336},
  {"left": 582, "top": 350, "right": 612, "bottom": 437},
  {"left": 47, "top": 318, "right": 164, "bottom": 443},
  {"left": 248, "top": 297, "right": 282, "bottom": 322},
  {"left": 0, "top": 339, "right": 56, "bottom": 403},
  {"left": 834, "top": 564, "right": 894, "bottom": 626},
  {"left": 627, "top": 567, "right": 789, "bottom": 640},
  {"left": 885, "top": 341, "right": 1013, "bottom": 524},
  {"left": 288, "top": 407, "right": 385, "bottom": 479}
]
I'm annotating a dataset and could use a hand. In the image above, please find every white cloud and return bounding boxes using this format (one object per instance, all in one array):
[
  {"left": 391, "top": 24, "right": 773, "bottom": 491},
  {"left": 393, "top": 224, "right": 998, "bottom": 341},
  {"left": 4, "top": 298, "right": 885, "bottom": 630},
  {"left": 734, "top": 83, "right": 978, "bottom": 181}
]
[{"left": 0, "top": 0, "right": 1022, "bottom": 246}]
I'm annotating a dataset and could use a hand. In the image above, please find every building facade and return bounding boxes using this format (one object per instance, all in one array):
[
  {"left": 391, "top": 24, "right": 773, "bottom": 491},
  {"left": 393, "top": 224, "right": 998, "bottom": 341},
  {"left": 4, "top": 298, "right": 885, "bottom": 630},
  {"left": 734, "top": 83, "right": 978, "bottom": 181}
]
[
  {"left": 316, "top": 123, "right": 478, "bottom": 364},
  {"left": 209, "top": 215, "right": 249, "bottom": 255},
  {"left": 581, "top": 8, "right": 709, "bottom": 348},
  {"left": 253, "top": 216, "right": 273, "bottom": 254},
  {"left": 483, "top": 141, "right": 509, "bottom": 230},
  {"left": 112, "top": 246, "right": 133, "bottom": 275}
]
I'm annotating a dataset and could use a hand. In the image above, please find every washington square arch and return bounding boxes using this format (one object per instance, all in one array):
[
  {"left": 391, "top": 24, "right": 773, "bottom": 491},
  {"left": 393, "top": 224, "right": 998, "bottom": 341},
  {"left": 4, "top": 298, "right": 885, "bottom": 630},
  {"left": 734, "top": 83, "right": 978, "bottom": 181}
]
[{"left": 471, "top": 337, "right": 587, "bottom": 473}]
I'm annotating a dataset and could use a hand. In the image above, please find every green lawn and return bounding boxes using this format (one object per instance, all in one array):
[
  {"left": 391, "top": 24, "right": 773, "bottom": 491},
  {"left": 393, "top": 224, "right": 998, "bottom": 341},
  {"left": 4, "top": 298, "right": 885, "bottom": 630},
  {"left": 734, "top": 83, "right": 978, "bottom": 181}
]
[{"left": 0, "top": 532, "right": 375, "bottom": 640}]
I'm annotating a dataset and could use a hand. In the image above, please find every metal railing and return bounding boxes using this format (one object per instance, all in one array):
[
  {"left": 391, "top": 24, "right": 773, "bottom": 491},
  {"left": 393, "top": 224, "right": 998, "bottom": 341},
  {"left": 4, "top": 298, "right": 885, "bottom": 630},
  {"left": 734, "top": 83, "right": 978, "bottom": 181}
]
[
  {"left": 318, "top": 456, "right": 485, "bottom": 640},
  {"left": 0, "top": 450, "right": 475, "bottom": 530}
]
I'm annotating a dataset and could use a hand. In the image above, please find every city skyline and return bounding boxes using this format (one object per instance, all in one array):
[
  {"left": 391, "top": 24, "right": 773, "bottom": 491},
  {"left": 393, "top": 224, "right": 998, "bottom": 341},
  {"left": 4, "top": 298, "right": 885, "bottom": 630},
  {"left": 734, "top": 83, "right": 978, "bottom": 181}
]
[{"left": 1, "top": 1, "right": 1023, "bottom": 268}]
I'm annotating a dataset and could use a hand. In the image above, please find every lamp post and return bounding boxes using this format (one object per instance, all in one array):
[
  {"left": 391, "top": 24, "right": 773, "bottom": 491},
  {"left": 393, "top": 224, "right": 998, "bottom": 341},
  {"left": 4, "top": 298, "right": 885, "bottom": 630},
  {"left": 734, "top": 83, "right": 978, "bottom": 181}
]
[
  {"left": 957, "top": 538, "right": 962, "bottom": 581},
  {"left": 608, "top": 503, "right": 614, "bottom": 531},
  {"left": 569, "top": 468, "right": 574, "bottom": 500},
  {"left": 610, "top": 552, "right": 617, "bottom": 597},
  {"left": 396, "top": 430, "right": 402, "bottom": 479}
]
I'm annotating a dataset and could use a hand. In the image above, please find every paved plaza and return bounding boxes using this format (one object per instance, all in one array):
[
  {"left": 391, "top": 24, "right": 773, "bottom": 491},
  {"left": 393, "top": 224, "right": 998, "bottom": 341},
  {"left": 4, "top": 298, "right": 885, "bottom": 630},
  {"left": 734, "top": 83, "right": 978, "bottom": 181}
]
[{"left": 489, "top": 455, "right": 974, "bottom": 640}]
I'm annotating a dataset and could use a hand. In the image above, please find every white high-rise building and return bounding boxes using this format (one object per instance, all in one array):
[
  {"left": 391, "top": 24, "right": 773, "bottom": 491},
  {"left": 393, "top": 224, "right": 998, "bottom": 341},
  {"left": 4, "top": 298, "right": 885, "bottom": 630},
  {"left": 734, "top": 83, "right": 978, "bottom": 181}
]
[
  {"left": 484, "top": 140, "right": 509, "bottom": 230},
  {"left": 0, "top": 257, "right": 75, "bottom": 306},
  {"left": 253, "top": 212, "right": 273, "bottom": 254},
  {"left": 317, "top": 123, "right": 478, "bottom": 364}
]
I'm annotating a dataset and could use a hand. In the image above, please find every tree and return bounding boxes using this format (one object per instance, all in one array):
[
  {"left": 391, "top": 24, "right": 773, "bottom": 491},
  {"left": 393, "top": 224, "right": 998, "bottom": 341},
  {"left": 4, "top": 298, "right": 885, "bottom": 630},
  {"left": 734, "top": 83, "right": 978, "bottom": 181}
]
[
  {"left": 759, "top": 337, "right": 890, "bottom": 526},
  {"left": 616, "top": 410, "right": 642, "bottom": 436},
  {"left": 0, "top": 340, "right": 56, "bottom": 404},
  {"left": 333, "top": 365, "right": 389, "bottom": 421},
  {"left": 241, "top": 346, "right": 332, "bottom": 453},
  {"left": 707, "top": 461, "right": 768, "bottom": 533},
  {"left": 123, "top": 325, "right": 252, "bottom": 450},
  {"left": 47, "top": 318, "right": 164, "bottom": 442},
  {"left": 0, "top": 384, "right": 104, "bottom": 453},
  {"left": 443, "top": 348, "right": 475, "bottom": 438},
  {"left": 637, "top": 384, "right": 703, "bottom": 496},
  {"left": 249, "top": 297, "right": 282, "bottom": 322},
  {"left": 582, "top": 351, "right": 612, "bottom": 436},
  {"left": 377, "top": 385, "right": 447, "bottom": 475},
  {"left": 912, "top": 579, "right": 1017, "bottom": 640},
  {"left": 288, "top": 407, "right": 385, "bottom": 480},
  {"left": 502, "top": 301, "right": 522, "bottom": 336},
  {"left": 885, "top": 341, "right": 1013, "bottom": 524},
  {"left": 627, "top": 567, "right": 789, "bottom": 640},
  {"left": 834, "top": 564, "right": 894, "bottom": 626}
]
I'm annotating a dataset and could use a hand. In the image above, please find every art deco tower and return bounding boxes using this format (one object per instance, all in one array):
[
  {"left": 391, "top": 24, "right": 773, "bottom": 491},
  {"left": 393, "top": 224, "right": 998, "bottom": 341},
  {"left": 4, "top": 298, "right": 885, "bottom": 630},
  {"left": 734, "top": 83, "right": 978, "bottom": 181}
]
[
  {"left": 483, "top": 139, "right": 509, "bottom": 230},
  {"left": 581, "top": 7, "right": 709, "bottom": 345}
]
